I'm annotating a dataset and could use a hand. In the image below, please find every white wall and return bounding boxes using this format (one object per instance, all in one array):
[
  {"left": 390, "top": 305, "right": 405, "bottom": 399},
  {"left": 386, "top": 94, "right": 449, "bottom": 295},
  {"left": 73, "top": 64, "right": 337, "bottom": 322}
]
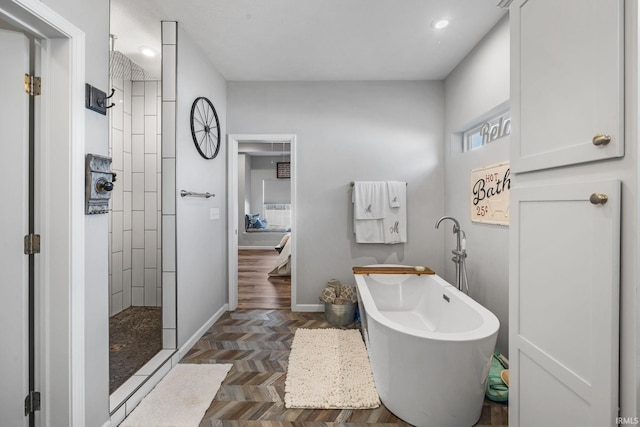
[
  {"left": 109, "top": 54, "right": 163, "bottom": 315},
  {"left": 250, "top": 156, "right": 291, "bottom": 209},
  {"left": 129, "top": 80, "right": 162, "bottom": 309},
  {"left": 238, "top": 153, "right": 248, "bottom": 240},
  {"left": 239, "top": 154, "right": 291, "bottom": 247},
  {"left": 444, "top": 16, "right": 510, "bottom": 356},
  {"left": 109, "top": 55, "right": 133, "bottom": 316},
  {"left": 228, "top": 81, "right": 445, "bottom": 306},
  {"left": 175, "top": 26, "right": 228, "bottom": 348}
]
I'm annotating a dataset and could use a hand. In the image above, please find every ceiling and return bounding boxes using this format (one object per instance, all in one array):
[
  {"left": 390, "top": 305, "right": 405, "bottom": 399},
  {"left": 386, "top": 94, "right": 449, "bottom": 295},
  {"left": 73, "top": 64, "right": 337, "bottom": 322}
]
[{"left": 110, "top": 0, "right": 506, "bottom": 81}]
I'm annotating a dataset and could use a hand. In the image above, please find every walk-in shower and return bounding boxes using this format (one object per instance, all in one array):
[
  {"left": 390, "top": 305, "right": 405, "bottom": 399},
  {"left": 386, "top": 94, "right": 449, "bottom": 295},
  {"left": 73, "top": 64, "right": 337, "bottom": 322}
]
[{"left": 108, "top": 45, "right": 163, "bottom": 393}]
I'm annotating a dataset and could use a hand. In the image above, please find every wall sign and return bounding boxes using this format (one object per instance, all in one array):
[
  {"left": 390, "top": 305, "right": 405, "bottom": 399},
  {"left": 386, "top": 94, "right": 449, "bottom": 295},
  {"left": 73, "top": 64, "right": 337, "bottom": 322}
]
[
  {"left": 277, "top": 162, "right": 290, "bottom": 179},
  {"left": 479, "top": 114, "right": 510, "bottom": 145},
  {"left": 470, "top": 162, "right": 510, "bottom": 225},
  {"left": 464, "top": 111, "right": 510, "bottom": 151}
]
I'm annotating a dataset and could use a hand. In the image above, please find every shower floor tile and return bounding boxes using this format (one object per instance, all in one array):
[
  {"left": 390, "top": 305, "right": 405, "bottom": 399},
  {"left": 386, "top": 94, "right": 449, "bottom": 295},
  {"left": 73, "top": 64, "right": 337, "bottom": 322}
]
[{"left": 109, "top": 306, "right": 162, "bottom": 393}]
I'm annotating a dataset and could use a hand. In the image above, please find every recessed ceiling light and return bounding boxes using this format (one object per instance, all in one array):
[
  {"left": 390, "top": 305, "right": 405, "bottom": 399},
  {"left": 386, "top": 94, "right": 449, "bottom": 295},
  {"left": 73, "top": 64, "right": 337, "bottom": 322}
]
[
  {"left": 432, "top": 19, "right": 449, "bottom": 30},
  {"left": 140, "top": 46, "right": 157, "bottom": 57}
]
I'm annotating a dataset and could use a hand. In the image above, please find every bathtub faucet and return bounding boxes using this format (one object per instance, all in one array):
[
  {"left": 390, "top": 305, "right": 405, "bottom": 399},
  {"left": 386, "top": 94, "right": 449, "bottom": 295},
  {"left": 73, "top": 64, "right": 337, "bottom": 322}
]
[{"left": 435, "top": 216, "right": 469, "bottom": 294}]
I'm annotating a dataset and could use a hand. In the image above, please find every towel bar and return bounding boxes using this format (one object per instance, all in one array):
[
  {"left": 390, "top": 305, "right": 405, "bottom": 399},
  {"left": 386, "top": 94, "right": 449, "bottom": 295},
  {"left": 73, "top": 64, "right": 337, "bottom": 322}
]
[
  {"left": 180, "top": 190, "right": 215, "bottom": 198},
  {"left": 350, "top": 181, "right": 407, "bottom": 186}
]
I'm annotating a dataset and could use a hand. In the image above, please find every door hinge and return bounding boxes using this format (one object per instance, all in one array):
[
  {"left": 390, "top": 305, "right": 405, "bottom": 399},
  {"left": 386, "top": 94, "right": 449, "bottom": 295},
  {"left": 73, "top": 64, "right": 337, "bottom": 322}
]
[
  {"left": 24, "top": 234, "right": 41, "bottom": 255},
  {"left": 24, "top": 74, "right": 41, "bottom": 96},
  {"left": 24, "top": 391, "right": 40, "bottom": 415}
]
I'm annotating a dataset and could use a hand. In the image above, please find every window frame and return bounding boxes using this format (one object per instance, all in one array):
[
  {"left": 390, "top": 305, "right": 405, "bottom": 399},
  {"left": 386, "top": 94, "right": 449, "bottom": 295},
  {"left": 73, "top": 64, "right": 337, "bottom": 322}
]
[{"left": 463, "top": 110, "right": 511, "bottom": 152}]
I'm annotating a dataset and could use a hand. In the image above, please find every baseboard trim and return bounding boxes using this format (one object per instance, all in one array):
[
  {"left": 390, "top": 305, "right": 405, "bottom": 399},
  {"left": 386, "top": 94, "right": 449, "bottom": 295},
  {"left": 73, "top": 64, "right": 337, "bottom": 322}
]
[
  {"left": 293, "top": 303, "right": 324, "bottom": 312},
  {"left": 238, "top": 245, "right": 276, "bottom": 250},
  {"left": 177, "top": 303, "right": 228, "bottom": 360}
]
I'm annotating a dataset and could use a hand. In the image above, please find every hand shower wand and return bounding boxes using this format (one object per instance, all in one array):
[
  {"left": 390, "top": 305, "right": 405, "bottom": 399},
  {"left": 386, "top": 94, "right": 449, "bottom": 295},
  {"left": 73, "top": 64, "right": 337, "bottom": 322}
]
[{"left": 435, "top": 216, "right": 469, "bottom": 294}]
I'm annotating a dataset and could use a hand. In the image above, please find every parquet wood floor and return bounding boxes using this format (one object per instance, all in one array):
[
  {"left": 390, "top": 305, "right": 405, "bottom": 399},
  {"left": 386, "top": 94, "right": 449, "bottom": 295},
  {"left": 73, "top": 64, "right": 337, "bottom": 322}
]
[
  {"left": 182, "top": 309, "right": 508, "bottom": 426},
  {"left": 238, "top": 249, "right": 291, "bottom": 310}
]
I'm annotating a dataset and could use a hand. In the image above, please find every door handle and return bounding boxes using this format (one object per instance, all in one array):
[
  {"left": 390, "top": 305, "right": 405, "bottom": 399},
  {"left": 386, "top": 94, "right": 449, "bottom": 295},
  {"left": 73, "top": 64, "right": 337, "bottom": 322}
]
[
  {"left": 96, "top": 178, "right": 114, "bottom": 193},
  {"left": 589, "top": 193, "right": 608, "bottom": 205},
  {"left": 592, "top": 134, "right": 611, "bottom": 146}
]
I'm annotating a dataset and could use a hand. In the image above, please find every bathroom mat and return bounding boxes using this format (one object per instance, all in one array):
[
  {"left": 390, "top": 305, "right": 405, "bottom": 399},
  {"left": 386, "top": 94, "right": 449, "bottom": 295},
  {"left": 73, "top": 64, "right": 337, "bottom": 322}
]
[
  {"left": 120, "top": 363, "right": 232, "bottom": 427},
  {"left": 284, "top": 328, "right": 380, "bottom": 409}
]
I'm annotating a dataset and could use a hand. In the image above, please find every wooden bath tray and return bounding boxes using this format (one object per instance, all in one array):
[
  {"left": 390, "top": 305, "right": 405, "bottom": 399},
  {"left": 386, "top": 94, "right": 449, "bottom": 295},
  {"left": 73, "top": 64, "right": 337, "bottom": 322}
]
[{"left": 352, "top": 266, "right": 436, "bottom": 275}]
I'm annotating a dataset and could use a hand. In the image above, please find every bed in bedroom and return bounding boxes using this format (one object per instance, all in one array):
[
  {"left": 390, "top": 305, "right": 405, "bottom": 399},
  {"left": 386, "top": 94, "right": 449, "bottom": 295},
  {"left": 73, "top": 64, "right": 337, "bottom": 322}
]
[
  {"left": 268, "top": 233, "right": 291, "bottom": 277},
  {"left": 243, "top": 203, "right": 292, "bottom": 277}
]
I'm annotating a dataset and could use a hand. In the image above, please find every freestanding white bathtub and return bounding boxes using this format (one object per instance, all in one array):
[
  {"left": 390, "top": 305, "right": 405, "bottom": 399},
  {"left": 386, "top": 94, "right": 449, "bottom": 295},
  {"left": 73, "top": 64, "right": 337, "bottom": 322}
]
[{"left": 354, "top": 267, "right": 499, "bottom": 427}]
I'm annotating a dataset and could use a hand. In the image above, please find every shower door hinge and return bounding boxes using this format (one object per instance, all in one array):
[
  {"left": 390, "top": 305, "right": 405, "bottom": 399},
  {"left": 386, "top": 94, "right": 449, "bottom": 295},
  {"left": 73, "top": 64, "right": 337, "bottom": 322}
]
[
  {"left": 24, "top": 74, "right": 41, "bottom": 96},
  {"left": 24, "top": 391, "right": 40, "bottom": 415},
  {"left": 24, "top": 234, "right": 41, "bottom": 255}
]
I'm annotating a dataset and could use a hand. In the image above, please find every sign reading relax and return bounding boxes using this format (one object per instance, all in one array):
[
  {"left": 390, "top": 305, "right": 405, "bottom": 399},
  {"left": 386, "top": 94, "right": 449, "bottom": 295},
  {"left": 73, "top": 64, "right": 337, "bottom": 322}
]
[
  {"left": 479, "top": 115, "right": 511, "bottom": 145},
  {"left": 470, "top": 162, "right": 510, "bottom": 225}
]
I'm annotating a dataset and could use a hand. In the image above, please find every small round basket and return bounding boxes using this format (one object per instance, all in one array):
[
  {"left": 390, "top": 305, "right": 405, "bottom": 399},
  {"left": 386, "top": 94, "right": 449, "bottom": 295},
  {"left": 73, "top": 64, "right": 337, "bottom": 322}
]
[{"left": 324, "top": 302, "right": 356, "bottom": 326}]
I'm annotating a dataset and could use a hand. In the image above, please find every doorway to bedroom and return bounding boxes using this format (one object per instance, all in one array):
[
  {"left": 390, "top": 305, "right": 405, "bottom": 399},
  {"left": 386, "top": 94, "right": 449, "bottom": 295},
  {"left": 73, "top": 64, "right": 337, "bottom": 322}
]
[{"left": 228, "top": 134, "right": 297, "bottom": 310}]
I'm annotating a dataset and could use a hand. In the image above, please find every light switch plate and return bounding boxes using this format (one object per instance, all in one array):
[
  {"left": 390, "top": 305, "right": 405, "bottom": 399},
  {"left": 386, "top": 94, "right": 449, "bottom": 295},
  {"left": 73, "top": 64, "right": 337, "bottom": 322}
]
[{"left": 210, "top": 208, "right": 220, "bottom": 220}]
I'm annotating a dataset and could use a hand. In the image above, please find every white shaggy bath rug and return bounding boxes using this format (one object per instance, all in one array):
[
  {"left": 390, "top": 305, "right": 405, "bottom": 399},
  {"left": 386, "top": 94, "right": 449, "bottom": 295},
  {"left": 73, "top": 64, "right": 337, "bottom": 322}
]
[
  {"left": 120, "top": 363, "right": 232, "bottom": 427},
  {"left": 285, "top": 328, "right": 380, "bottom": 409}
]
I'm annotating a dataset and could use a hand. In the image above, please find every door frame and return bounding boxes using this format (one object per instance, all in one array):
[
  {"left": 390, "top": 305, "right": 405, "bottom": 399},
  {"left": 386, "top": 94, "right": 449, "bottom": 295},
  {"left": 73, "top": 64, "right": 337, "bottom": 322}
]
[
  {"left": 0, "top": 0, "right": 86, "bottom": 425},
  {"left": 227, "top": 134, "right": 297, "bottom": 311}
]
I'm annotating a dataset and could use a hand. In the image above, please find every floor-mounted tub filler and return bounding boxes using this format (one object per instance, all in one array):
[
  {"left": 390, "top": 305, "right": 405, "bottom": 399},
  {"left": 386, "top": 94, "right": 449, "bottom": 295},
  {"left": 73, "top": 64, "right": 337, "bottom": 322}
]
[{"left": 353, "top": 266, "right": 499, "bottom": 427}]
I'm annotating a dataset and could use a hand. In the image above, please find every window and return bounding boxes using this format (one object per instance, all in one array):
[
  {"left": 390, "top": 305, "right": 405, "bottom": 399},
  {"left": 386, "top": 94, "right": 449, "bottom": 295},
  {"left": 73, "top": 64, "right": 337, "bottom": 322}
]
[
  {"left": 263, "top": 179, "right": 291, "bottom": 204},
  {"left": 463, "top": 111, "right": 511, "bottom": 152}
]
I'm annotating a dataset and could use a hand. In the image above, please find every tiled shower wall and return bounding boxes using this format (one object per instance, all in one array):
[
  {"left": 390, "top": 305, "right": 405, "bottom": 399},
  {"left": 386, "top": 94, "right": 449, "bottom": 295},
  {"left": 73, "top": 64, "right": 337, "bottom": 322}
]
[{"left": 109, "top": 51, "right": 162, "bottom": 316}]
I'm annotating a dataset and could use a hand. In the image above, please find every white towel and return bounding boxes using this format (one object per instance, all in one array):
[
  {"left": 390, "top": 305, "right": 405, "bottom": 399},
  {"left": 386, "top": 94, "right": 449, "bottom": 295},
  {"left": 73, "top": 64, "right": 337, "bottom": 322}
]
[
  {"left": 352, "top": 182, "right": 386, "bottom": 219},
  {"left": 354, "top": 218, "right": 385, "bottom": 243},
  {"left": 387, "top": 181, "right": 404, "bottom": 208},
  {"left": 383, "top": 183, "right": 407, "bottom": 244}
]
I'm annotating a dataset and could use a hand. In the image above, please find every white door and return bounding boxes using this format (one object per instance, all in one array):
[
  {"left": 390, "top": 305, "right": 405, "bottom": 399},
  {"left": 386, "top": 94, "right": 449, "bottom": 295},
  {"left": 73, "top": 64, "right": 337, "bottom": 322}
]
[
  {"left": 0, "top": 28, "right": 31, "bottom": 427},
  {"left": 509, "top": 180, "right": 620, "bottom": 426},
  {"left": 511, "top": 0, "right": 624, "bottom": 173}
]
